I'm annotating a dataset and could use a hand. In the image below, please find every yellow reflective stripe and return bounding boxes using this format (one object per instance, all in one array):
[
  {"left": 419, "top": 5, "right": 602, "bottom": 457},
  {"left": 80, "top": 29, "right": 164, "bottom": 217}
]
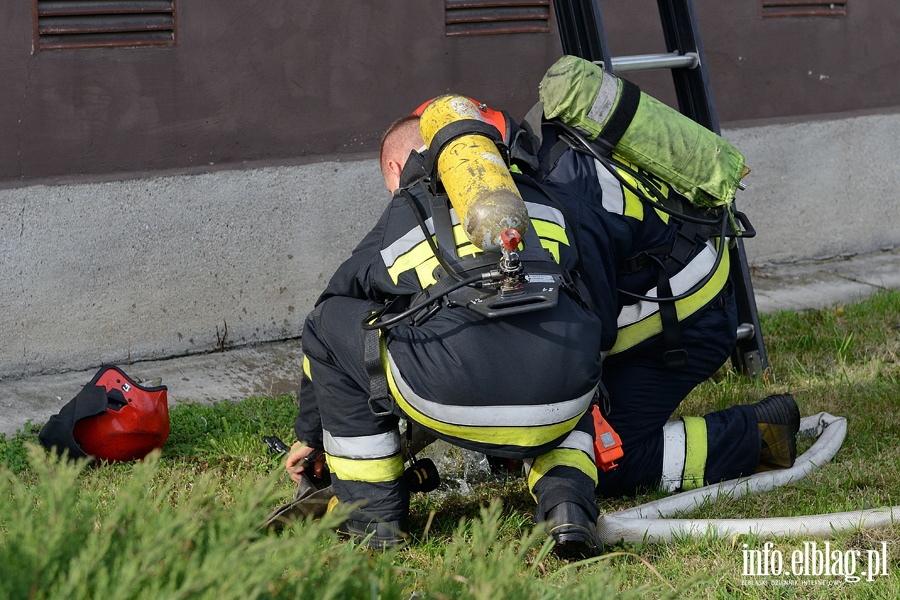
[
  {"left": 532, "top": 219, "right": 569, "bottom": 246},
  {"left": 387, "top": 239, "right": 435, "bottom": 284},
  {"left": 539, "top": 240, "right": 560, "bottom": 264},
  {"left": 653, "top": 205, "right": 670, "bottom": 225},
  {"left": 681, "top": 416, "right": 707, "bottom": 491},
  {"left": 451, "top": 223, "right": 468, "bottom": 245},
  {"left": 610, "top": 244, "right": 730, "bottom": 355},
  {"left": 387, "top": 223, "right": 488, "bottom": 287},
  {"left": 622, "top": 186, "right": 644, "bottom": 220},
  {"left": 611, "top": 154, "right": 677, "bottom": 223},
  {"left": 527, "top": 448, "right": 599, "bottom": 498},
  {"left": 457, "top": 242, "right": 481, "bottom": 258},
  {"left": 612, "top": 156, "right": 644, "bottom": 220},
  {"left": 325, "top": 453, "right": 405, "bottom": 483},
  {"left": 302, "top": 355, "right": 311, "bottom": 380},
  {"left": 413, "top": 256, "right": 440, "bottom": 289},
  {"left": 382, "top": 340, "right": 583, "bottom": 448}
]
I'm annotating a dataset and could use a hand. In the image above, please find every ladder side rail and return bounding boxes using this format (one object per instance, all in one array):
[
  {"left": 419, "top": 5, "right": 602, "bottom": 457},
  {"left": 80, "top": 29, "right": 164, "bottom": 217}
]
[
  {"left": 656, "top": 0, "right": 772, "bottom": 380},
  {"left": 552, "top": 0, "right": 613, "bottom": 67}
]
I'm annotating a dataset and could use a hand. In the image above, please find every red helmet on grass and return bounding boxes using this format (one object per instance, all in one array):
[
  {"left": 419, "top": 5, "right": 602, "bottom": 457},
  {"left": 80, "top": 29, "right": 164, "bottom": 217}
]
[{"left": 40, "top": 366, "right": 169, "bottom": 463}]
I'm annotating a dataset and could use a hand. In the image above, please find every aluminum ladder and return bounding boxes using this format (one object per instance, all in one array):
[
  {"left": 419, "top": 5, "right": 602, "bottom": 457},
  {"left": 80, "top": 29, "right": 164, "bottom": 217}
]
[{"left": 552, "top": 0, "right": 771, "bottom": 380}]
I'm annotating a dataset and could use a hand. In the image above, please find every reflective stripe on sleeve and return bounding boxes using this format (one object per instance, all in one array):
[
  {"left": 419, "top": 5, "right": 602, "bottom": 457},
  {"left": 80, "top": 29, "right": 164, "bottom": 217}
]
[
  {"left": 524, "top": 201, "right": 566, "bottom": 229},
  {"left": 381, "top": 216, "right": 436, "bottom": 269}
]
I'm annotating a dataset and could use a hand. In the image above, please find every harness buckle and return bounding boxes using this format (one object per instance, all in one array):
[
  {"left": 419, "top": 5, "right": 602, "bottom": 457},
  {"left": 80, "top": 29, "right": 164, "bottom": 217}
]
[
  {"left": 663, "top": 348, "right": 690, "bottom": 368},
  {"left": 368, "top": 395, "right": 396, "bottom": 418}
]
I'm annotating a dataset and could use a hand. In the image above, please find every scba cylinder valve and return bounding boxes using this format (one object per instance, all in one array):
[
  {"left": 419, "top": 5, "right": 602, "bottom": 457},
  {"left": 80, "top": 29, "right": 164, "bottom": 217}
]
[{"left": 499, "top": 228, "right": 525, "bottom": 297}]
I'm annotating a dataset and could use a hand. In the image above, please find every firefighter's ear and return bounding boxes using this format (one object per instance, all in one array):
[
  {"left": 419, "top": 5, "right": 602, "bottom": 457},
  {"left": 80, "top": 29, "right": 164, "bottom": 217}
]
[{"left": 386, "top": 158, "right": 405, "bottom": 192}]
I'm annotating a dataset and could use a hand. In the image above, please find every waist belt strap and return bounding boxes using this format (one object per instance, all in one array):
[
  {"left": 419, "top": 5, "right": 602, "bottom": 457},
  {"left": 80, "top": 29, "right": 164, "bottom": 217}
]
[
  {"left": 653, "top": 256, "right": 689, "bottom": 368},
  {"left": 364, "top": 329, "right": 395, "bottom": 417}
]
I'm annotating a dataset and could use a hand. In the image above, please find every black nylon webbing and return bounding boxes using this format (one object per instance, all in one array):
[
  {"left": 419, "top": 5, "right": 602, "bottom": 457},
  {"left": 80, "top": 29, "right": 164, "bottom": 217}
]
[
  {"left": 653, "top": 258, "right": 688, "bottom": 368},
  {"left": 364, "top": 329, "right": 395, "bottom": 417},
  {"left": 597, "top": 78, "right": 641, "bottom": 152},
  {"left": 424, "top": 119, "right": 503, "bottom": 186}
]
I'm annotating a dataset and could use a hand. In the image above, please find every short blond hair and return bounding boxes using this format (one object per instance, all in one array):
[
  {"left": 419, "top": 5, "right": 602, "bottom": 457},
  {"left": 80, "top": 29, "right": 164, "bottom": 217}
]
[{"left": 379, "top": 115, "right": 424, "bottom": 183}]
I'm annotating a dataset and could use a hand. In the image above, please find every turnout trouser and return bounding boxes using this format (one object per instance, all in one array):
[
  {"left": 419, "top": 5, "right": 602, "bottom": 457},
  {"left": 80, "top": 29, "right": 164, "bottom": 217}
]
[
  {"left": 297, "top": 295, "right": 601, "bottom": 525},
  {"left": 596, "top": 287, "right": 760, "bottom": 497}
]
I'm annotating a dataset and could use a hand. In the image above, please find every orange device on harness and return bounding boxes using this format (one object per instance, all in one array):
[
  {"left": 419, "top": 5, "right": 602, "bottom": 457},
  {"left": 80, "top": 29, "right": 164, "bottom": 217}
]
[{"left": 591, "top": 404, "right": 623, "bottom": 471}]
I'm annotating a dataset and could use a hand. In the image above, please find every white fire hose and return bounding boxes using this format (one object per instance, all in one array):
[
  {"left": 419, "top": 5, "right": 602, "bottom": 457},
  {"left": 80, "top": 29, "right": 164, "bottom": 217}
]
[{"left": 598, "top": 413, "right": 900, "bottom": 544}]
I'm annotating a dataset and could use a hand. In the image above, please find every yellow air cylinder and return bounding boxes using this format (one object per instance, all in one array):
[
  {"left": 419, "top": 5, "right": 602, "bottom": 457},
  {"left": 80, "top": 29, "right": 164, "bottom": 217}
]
[{"left": 419, "top": 95, "right": 529, "bottom": 252}]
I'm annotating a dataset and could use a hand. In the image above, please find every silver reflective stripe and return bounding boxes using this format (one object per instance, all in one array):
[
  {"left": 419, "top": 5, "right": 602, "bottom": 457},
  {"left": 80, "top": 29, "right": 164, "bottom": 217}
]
[
  {"left": 595, "top": 158, "right": 626, "bottom": 216},
  {"left": 322, "top": 429, "right": 401, "bottom": 460},
  {"left": 660, "top": 419, "right": 686, "bottom": 493},
  {"left": 523, "top": 201, "right": 566, "bottom": 228},
  {"left": 586, "top": 71, "right": 621, "bottom": 129},
  {"left": 387, "top": 350, "right": 596, "bottom": 427},
  {"left": 617, "top": 240, "right": 717, "bottom": 329},
  {"left": 557, "top": 429, "right": 596, "bottom": 462},
  {"left": 380, "top": 217, "right": 432, "bottom": 268},
  {"left": 379, "top": 208, "right": 463, "bottom": 268}
]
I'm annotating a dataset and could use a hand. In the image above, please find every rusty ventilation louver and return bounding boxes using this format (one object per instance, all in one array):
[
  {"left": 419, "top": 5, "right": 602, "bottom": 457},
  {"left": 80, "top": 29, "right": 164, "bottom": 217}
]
[
  {"left": 445, "top": 0, "right": 550, "bottom": 36},
  {"left": 34, "top": 0, "right": 176, "bottom": 51},
  {"left": 760, "top": 0, "right": 848, "bottom": 18}
]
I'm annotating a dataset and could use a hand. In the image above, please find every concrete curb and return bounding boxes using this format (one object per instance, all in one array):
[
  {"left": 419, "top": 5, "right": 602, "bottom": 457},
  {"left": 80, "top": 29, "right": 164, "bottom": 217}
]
[{"left": 2, "top": 248, "right": 898, "bottom": 438}]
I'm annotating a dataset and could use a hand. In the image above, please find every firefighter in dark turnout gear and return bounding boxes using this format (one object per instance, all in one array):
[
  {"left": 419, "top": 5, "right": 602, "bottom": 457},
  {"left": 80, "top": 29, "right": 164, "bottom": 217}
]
[
  {"left": 288, "top": 114, "right": 605, "bottom": 556},
  {"left": 511, "top": 108, "right": 797, "bottom": 498}
]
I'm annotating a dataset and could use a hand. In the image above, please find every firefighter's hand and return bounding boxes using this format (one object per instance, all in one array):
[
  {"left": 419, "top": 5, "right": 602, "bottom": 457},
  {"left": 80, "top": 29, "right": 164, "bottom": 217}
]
[{"left": 285, "top": 441, "right": 326, "bottom": 483}]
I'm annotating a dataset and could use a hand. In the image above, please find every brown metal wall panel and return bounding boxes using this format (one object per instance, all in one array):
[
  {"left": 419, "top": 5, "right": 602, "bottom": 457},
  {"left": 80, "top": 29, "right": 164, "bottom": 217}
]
[
  {"left": 38, "top": 15, "right": 175, "bottom": 34},
  {"left": 38, "top": 1, "right": 174, "bottom": 16},
  {"left": 1, "top": 2, "right": 562, "bottom": 181},
  {"left": 596, "top": 0, "right": 896, "bottom": 124},
  {"left": 1, "top": 0, "right": 898, "bottom": 182}
]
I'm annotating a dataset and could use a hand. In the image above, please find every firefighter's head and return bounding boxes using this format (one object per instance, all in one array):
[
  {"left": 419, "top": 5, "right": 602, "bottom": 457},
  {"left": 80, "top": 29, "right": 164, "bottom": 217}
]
[{"left": 380, "top": 115, "right": 424, "bottom": 193}]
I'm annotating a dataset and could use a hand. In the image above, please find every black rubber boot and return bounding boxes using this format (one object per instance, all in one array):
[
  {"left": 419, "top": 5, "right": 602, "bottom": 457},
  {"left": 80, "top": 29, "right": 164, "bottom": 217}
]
[
  {"left": 338, "top": 518, "right": 409, "bottom": 550},
  {"left": 545, "top": 501, "right": 602, "bottom": 559},
  {"left": 754, "top": 393, "right": 800, "bottom": 472}
]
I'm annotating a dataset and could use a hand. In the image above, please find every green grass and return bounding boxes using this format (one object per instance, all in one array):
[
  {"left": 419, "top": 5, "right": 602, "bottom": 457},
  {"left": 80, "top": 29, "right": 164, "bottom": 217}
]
[{"left": 1, "top": 289, "right": 899, "bottom": 599}]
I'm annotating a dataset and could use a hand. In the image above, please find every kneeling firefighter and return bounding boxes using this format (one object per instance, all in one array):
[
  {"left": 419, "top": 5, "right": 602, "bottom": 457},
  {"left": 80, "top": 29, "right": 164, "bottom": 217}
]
[
  {"left": 289, "top": 96, "right": 606, "bottom": 557},
  {"left": 503, "top": 55, "right": 799, "bottom": 497}
]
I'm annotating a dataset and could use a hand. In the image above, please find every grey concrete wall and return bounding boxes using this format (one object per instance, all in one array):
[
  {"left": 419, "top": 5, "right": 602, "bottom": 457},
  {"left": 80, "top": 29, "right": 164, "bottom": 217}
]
[
  {"left": 1, "top": 160, "right": 384, "bottom": 379},
  {"left": 3, "top": 111, "right": 899, "bottom": 380},
  {"left": 724, "top": 111, "right": 900, "bottom": 265}
]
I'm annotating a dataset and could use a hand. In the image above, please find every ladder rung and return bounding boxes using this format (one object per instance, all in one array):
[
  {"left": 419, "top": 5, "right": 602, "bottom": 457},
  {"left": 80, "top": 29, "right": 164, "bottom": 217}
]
[
  {"left": 600, "top": 52, "right": 699, "bottom": 74},
  {"left": 736, "top": 323, "right": 755, "bottom": 341}
]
